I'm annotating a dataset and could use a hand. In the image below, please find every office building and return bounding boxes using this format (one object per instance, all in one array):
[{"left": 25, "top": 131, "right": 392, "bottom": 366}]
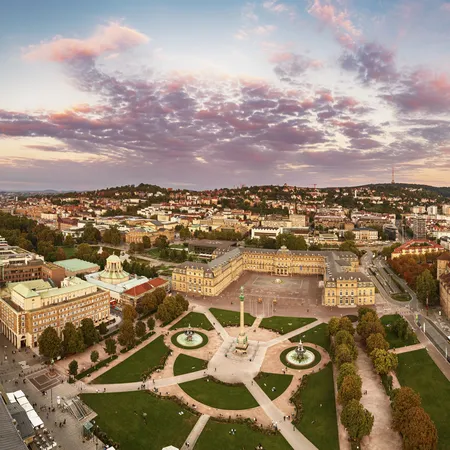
[{"left": 412, "top": 216, "right": 427, "bottom": 239}]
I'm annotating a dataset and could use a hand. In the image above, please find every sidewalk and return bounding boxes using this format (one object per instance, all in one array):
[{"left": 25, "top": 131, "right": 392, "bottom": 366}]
[
  {"left": 356, "top": 342, "right": 401, "bottom": 450},
  {"left": 181, "top": 414, "right": 210, "bottom": 449},
  {"left": 265, "top": 320, "right": 323, "bottom": 348},
  {"left": 245, "top": 380, "right": 317, "bottom": 450}
]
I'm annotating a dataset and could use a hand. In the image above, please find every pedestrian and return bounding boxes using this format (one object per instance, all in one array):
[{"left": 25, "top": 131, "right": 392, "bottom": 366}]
[{"left": 63, "top": 419, "right": 66, "bottom": 425}]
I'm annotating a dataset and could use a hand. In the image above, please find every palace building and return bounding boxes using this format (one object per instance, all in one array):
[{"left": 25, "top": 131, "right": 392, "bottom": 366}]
[{"left": 172, "top": 246, "right": 375, "bottom": 307}]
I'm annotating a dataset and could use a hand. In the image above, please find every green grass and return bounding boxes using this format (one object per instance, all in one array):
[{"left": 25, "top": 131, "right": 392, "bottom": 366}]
[
  {"left": 295, "top": 363, "right": 339, "bottom": 450},
  {"left": 179, "top": 377, "right": 258, "bottom": 410},
  {"left": 58, "top": 246, "right": 76, "bottom": 258},
  {"left": 169, "top": 312, "right": 214, "bottom": 331},
  {"left": 391, "top": 293, "right": 411, "bottom": 302},
  {"left": 209, "top": 308, "right": 255, "bottom": 327},
  {"left": 255, "top": 372, "right": 293, "bottom": 400},
  {"left": 195, "top": 420, "right": 292, "bottom": 450},
  {"left": 290, "top": 323, "right": 331, "bottom": 352},
  {"left": 380, "top": 314, "right": 418, "bottom": 348},
  {"left": 259, "top": 316, "right": 316, "bottom": 334},
  {"left": 396, "top": 349, "right": 450, "bottom": 450},
  {"left": 93, "top": 335, "right": 170, "bottom": 384},
  {"left": 81, "top": 391, "right": 197, "bottom": 450},
  {"left": 173, "top": 354, "right": 208, "bottom": 376}
]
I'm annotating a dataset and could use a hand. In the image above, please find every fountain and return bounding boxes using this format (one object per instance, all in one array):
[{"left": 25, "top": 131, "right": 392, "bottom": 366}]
[
  {"left": 285, "top": 340, "right": 316, "bottom": 367},
  {"left": 176, "top": 325, "right": 204, "bottom": 347}
]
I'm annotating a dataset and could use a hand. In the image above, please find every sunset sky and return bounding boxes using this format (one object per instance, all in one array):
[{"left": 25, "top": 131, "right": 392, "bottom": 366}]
[{"left": 1, "top": 0, "right": 450, "bottom": 191}]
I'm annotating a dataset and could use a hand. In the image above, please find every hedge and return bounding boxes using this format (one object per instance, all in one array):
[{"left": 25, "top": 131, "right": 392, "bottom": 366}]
[{"left": 75, "top": 355, "right": 118, "bottom": 380}]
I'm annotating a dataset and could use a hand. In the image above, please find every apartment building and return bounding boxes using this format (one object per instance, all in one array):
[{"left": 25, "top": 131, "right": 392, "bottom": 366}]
[
  {"left": 0, "top": 277, "right": 110, "bottom": 349},
  {"left": 412, "top": 216, "right": 427, "bottom": 239},
  {"left": 172, "top": 246, "right": 374, "bottom": 307},
  {"left": 125, "top": 228, "right": 174, "bottom": 244},
  {"left": 353, "top": 228, "right": 379, "bottom": 241},
  {"left": 0, "top": 237, "right": 45, "bottom": 284}
]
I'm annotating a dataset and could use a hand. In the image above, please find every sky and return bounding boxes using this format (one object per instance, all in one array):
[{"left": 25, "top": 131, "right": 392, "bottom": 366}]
[{"left": 1, "top": 0, "right": 450, "bottom": 191}]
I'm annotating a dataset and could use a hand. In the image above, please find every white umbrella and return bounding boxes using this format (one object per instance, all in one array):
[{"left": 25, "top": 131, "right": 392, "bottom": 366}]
[{"left": 162, "top": 447, "right": 179, "bottom": 450}]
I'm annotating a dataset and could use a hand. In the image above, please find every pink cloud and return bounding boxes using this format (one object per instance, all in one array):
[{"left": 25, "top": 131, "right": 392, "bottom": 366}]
[
  {"left": 24, "top": 22, "right": 149, "bottom": 62},
  {"left": 441, "top": 2, "right": 450, "bottom": 12},
  {"left": 307, "top": 0, "right": 361, "bottom": 49}
]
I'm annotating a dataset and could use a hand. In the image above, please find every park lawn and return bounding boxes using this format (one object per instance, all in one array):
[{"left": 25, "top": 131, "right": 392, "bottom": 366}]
[
  {"left": 295, "top": 363, "right": 339, "bottom": 450},
  {"left": 255, "top": 372, "right": 293, "bottom": 400},
  {"left": 209, "top": 308, "right": 255, "bottom": 327},
  {"left": 173, "top": 354, "right": 208, "bottom": 376},
  {"left": 380, "top": 314, "right": 418, "bottom": 348},
  {"left": 81, "top": 391, "right": 197, "bottom": 450},
  {"left": 170, "top": 312, "right": 214, "bottom": 331},
  {"left": 260, "top": 316, "right": 316, "bottom": 334},
  {"left": 396, "top": 349, "right": 450, "bottom": 449},
  {"left": 57, "top": 246, "right": 76, "bottom": 258},
  {"left": 290, "top": 323, "right": 331, "bottom": 352},
  {"left": 93, "top": 335, "right": 170, "bottom": 384},
  {"left": 195, "top": 419, "right": 292, "bottom": 450},
  {"left": 179, "top": 377, "right": 258, "bottom": 410}
]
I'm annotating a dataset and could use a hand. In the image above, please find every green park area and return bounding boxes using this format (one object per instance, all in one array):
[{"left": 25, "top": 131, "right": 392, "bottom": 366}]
[
  {"left": 209, "top": 308, "right": 255, "bottom": 327},
  {"left": 260, "top": 316, "right": 316, "bottom": 334},
  {"left": 57, "top": 246, "right": 76, "bottom": 258},
  {"left": 179, "top": 377, "right": 258, "bottom": 410},
  {"left": 173, "top": 354, "right": 208, "bottom": 376},
  {"left": 290, "top": 323, "right": 331, "bottom": 352},
  {"left": 294, "top": 363, "right": 339, "bottom": 450},
  {"left": 81, "top": 391, "right": 197, "bottom": 450},
  {"left": 195, "top": 419, "right": 292, "bottom": 450},
  {"left": 396, "top": 349, "right": 450, "bottom": 449},
  {"left": 380, "top": 314, "right": 418, "bottom": 348},
  {"left": 255, "top": 372, "right": 293, "bottom": 400},
  {"left": 170, "top": 312, "right": 213, "bottom": 331},
  {"left": 93, "top": 336, "right": 170, "bottom": 384}
]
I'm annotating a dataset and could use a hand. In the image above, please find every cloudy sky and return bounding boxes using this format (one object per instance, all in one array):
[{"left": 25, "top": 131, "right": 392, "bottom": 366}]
[{"left": 1, "top": 0, "right": 450, "bottom": 191}]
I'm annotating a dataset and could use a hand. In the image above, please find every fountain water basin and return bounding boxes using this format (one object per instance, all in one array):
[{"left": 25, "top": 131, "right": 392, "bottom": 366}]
[
  {"left": 176, "top": 332, "right": 204, "bottom": 347},
  {"left": 285, "top": 340, "right": 316, "bottom": 367}
]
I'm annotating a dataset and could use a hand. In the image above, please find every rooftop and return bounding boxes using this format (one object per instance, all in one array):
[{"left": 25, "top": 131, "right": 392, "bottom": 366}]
[
  {"left": 53, "top": 258, "right": 100, "bottom": 272},
  {"left": 0, "top": 399, "right": 28, "bottom": 450}
]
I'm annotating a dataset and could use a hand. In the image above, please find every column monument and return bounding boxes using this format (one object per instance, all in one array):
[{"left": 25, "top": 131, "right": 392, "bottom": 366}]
[{"left": 235, "top": 286, "right": 248, "bottom": 353}]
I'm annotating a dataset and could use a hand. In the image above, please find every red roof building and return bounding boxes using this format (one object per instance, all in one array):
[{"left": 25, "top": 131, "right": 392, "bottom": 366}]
[{"left": 391, "top": 239, "right": 444, "bottom": 259}]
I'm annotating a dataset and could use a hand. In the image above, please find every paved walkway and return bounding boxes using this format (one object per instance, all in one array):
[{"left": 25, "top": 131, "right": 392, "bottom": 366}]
[
  {"left": 245, "top": 380, "right": 317, "bottom": 450},
  {"left": 181, "top": 414, "right": 210, "bottom": 449},
  {"left": 356, "top": 342, "right": 401, "bottom": 450},
  {"left": 199, "top": 307, "right": 228, "bottom": 341},
  {"left": 391, "top": 343, "right": 425, "bottom": 354},
  {"left": 265, "top": 320, "right": 324, "bottom": 348}
]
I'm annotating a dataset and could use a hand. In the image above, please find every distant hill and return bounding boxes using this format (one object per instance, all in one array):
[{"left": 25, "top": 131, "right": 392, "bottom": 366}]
[{"left": 353, "top": 183, "right": 450, "bottom": 198}]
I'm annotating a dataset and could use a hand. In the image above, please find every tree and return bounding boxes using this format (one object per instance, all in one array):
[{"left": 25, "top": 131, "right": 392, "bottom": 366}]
[
  {"left": 75, "top": 243, "right": 93, "bottom": 260},
  {"left": 105, "top": 338, "right": 117, "bottom": 355},
  {"left": 80, "top": 318, "right": 100, "bottom": 347},
  {"left": 335, "top": 344, "right": 354, "bottom": 368},
  {"left": 338, "top": 374, "right": 362, "bottom": 405},
  {"left": 142, "top": 235, "right": 151, "bottom": 249},
  {"left": 340, "top": 399, "right": 374, "bottom": 442},
  {"left": 334, "top": 330, "right": 357, "bottom": 359},
  {"left": 337, "top": 363, "right": 357, "bottom": 389},
  {"left": 139, "top": 293, "right": 158, "bottom": 315},
  {"left": 156, "top": 294, "right": 189, "bottom": 324},
  {"left": 62, "top": 322, "right": 84, "bottom": 355},
  {"left": 68, "top": 360, "right": 78, "bottom": 377},
  {"left": 153, "top": 287, "right": 167, "bottom": 304},
  {"left": 98, "top": 322, "right": 108, "bottom": 335},
  {"left": 416, "top": 269, "right": 439, "bottom": 306},
  {"left": 38, "top": 327, "right": 62, "bottom": 359},
  {"left": 123, "top": 304, "right": 138, "bottom": 322},
  {"left": 344, "top": 231, "right": 356, "bottom": 241},
  {"left": 370, "top": 348, "right": 398, "bottom": 375},
  {"left": 328, "top": 317, "right": 340, "bottom": 336},
  {"left": 366, "top": 333, "right": 389, "bottom": 354},
  {"left": 147, "top": 317, "right": 155, "bottom": 331},
  {"left": 55, "top": 247, "right": 66, "bottom": 261},
  {"left": 90, "top": 350, "right": 99, "bottom": 364},
  {"left": 391, "top": 387, "right": 422, "bottom": 433},
  {"left": 358, "top": 307, "right": 373, "bottom": 321},
  {"left": 154, "top": 235, "right": 169, "bottom": 250},
  {"left": 338, "top": 317, "right": 355, "bottom": 336},
  {"left": 135, "top": 320, "right": 146, "bottom": 338},
  {"left": 118, "top": 320, "right": 136, "bottom": 348},
  {"left": 402, "top": 407, "right": 438, "bottom": 450},
  {"left": 81, "top": 223, "right": 101, "bottom": 244},
  {"left": 64, "top": 234, "right": 74, "bottom": 247}
]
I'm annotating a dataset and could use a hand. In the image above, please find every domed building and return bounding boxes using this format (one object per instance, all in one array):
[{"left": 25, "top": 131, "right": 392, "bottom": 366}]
[{"left": 97, "top": 255, "right": 130, "bottom": 285}]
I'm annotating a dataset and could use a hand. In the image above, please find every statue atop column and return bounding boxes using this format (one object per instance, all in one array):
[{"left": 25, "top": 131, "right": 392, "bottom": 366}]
[{"left": 235, "top": 286, "right": 249, "bottom": 353}]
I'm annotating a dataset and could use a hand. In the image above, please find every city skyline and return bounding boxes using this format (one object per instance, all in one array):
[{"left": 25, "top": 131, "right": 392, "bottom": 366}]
[{"left": 1, "top": 0, "right": 450, "bottom": 191}]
